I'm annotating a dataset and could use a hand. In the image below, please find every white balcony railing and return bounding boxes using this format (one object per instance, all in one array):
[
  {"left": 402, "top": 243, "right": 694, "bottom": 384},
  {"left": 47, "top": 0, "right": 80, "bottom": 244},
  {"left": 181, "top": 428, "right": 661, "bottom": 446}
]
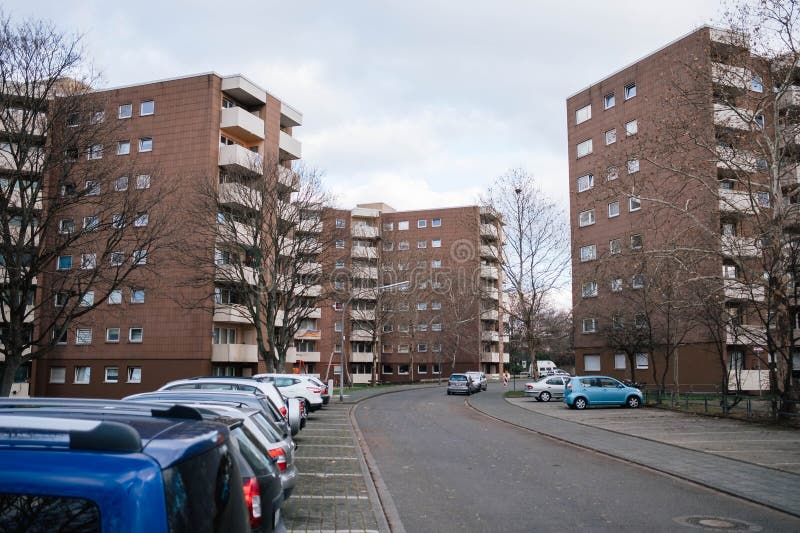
[
  {"left": 220, "top": 107, "right": 265, "bottom": 143},
  {"left": 213, "top": 304, "right": 252, "bottom": 325},
  {"left": 279, "top": 131, "right": 302, "bottom": 160},
  {"left": 480, "top": 265, "right": 499, "bottom": 279},
  {"left": 218, "top": 144, "right": 262, "bottom": 174},
  {"left": 352, "top": 246, "right": 378, "bottom": 260},
  {"left": 219, "top": 181, "right": 262, "bottom": 209},
  {"left": 352, "top": 225, "right": 380, "bottom": 239},
  {"left": 212, "top": 343, "right": 258, "bottom": 363}
]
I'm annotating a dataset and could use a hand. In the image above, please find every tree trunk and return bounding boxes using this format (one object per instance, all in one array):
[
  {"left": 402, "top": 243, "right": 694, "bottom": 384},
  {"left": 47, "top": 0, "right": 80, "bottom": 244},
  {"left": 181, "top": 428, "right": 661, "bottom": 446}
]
[{"left": 0, "top": 358, "right": 20, "bottom": 397}]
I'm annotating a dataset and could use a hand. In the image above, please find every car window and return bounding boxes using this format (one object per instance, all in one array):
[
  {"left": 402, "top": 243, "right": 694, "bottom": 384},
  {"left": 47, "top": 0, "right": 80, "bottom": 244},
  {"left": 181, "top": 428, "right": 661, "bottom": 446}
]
[
  {"left": 231, "top": 427, "right": 273, "bottom": 477},
  {"left": 580, "top": 378, "right": 596, "bottom": 387},
  {"left": 451, "top": 375, "right": 466, "bottom": 381},
  {"left": 600, "top": 378, "right": 621, "bottom": 388},
  {"left": 0, "top": 494, "right": 101, "bottom": 531},
  {"left": 168, "top": 384, "right": 198, "bottom": 390},
  {"left": 236, "top": 385, "right": 258, "bottom": 392},
  {"left": 198, "top": 383, "right": 236, "bottom": 390},
  {"left": 250, "top": 412, "right": 283, "bottom": 442},
  {"left": 546, "top": 378, "right": 561, "bottom": 385},
  {"left": 275, "top": 377, "right": 294, "bottom": 387}
]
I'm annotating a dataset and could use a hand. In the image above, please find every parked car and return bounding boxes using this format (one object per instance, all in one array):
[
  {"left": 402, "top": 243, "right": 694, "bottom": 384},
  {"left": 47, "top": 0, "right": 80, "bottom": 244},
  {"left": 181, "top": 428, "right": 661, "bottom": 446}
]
[
  {"left": 465, "top": 371, "right": 487, "bottom": 391},
  {"left": 523, "top": 375, "right": 571, "bottom": 402},
  {"left": 253, "top": 374, "right": 324, "bottom": 412},
  {"left": 563, "top": 376, "right": 644, "bottom": 410},
  {"left": 0, "top": 400, "right": 250, "bottom": 532},
  {"left": 447, "top": 373, "right": 472, "bottom": 395},
  {"left": 304, "top": 375, "right": 331, "bottom": 404}
]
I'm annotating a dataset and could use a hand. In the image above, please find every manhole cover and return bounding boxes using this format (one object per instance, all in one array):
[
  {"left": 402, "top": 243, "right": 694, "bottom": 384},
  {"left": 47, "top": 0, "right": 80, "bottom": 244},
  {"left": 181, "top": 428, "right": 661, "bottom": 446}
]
[{"left": 673, "top": 516, "right": 761, "bottom": 531}]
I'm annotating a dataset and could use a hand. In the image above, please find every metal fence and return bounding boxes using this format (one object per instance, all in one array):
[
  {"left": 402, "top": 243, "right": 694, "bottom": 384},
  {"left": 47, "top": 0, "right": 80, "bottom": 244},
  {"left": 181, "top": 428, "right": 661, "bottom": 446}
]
[{"left": 642, "top": 389, "right": 799, "bottom": 425}]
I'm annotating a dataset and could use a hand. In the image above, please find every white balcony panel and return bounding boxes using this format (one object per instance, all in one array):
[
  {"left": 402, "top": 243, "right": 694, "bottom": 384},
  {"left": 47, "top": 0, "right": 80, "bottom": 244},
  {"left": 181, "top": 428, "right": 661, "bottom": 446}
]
[
  {"left": 351, "top": 309, "right": 376, "bottom": 321},
  {"left": 212, "top": 343, "right": 258, "bottom": 363},
  {"left": 711, "top": 63, "right": 749, "bottom": 89},
  {"left": 726, "top": 324, "right": 767, "bottom": 345},
  {"left": 780, "top": 164, "right": 800, "bottom": 187},
  {"left": 721, "top": 235, "right": 759, "bottom": 257},
  {"left": 351, "top": 373, "right": 372, "bottom": 384},
  {"left": 482, "top": 330, "right": 500, "bottom": 342},
  {"left": 278, "top": 167, "right": 298, "bottom": 191},
  {"left": 718, "top": 189, "right": 755, "bottom": 214},
  {"left": 352, "top": 225, "right": 380, "bottom": 239},
  {"left": 728, "top": 369, "right": 770, "bottom": 391},
  {"left": 5, "top": 188, "right": 43, "bottom": 210},
  {"left": 221, "top": 107, "right": 265, "bottom": 143},
  {"left": 714, "top": 104, "right": 751, "bottom": 130},
  {"left": 351, "top": 207, "right": 380, "bottom": 218},
  {"left": 716, "top": 147, "right": 757, "bottom": 172},
  {"left": 219, "top": 181, "right": 262, "bottom": 209},
  {"left": 0, "top": 147, "right": 43, "bottom": 173},
  {"left": 298, "top": 219, "right": 322, "bottom": 233},
  {"left": 219, "top": 144, "right": 263, "bottom": 174},
  {"left": 217, "top": 220, "right": 256, "bottom": 247},
  {"left": 278, "top": 200, "right": 299, "bottom": 223},
  {"left": 350, "top": 329, "right": 373, "bottom": 341},
  {"left": 723, "top": 280, "right": 764, "bottom": 301},
  {"left": 279, "top": 131, "right": 302, "bottom": 160},
  {"left": 485, "top": 287, "right": 499, "bottom": 300},
  {"left": 216, "top": 264, "right": 257, "bottom": 285},
  {"left": 280, "top": 102, "right": 303, "bottom": 127},
  {"left": 297, "top": 262, "right": 322, "bottom": 276},
  {"left": 352, "top": 246, "right": 378, "bottom": 260},
  {"left": 305, "top": 308, "right": 322, "bottom": 319},
  {"left": 481, "top": 309, "right": 499, "bottom": 321},
  {"left": 296, "top": 284, "right": 322, "bottom": 297},
  {"left": 288, "top": 351, "right": 320, "bottom": 363},
  {"left": 480, "top": 245, "right": 500, "bottom": 258},
  {"left": 778, "top": 85, "right": 800, "bottom": 110},
  {"left": 481, "top": 351, "right": 500, "bottom": 363},
  {"left": 213, "top": 304, "right": 252, "bottom": 325},
  {"left": 351, "top": 266, "right": 378, "bottom": 279},
  {"left": 221, "top": 76, "right": 267, "bottom": 106},
  {"left": 9, "top": 382, "right": 30, "bottom": 397},
  {"left": 480, "top": 265, "right": 499, "bottom": 279},
  {"left": 480, "top": 223, "right": 499, "bottom": 239},
  {"left": 480, "top": 206, "right": 501, "bottom": 220},
  {"left": 352, "top": 288, "right": 377, "bottom": 300},
  {"left": 349, "top": 352, "right": 374, "bottom": 363},
  {"left": 710, "top": 28, "right": 748, "bottom": 47}
]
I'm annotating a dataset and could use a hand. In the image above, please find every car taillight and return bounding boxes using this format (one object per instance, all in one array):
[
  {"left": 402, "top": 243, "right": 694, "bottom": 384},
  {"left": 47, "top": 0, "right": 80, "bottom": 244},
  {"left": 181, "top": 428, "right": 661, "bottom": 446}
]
[
  {"left": 299, "top": 401, "right": 305, "bottom": 415},
  {"left": 269, "top": 447, "right": 287, "bottom": 471},
  {"left": 307, "top": 386, "right": 321, "bottom": 394},
  {"left": 322, "top": 386, "right": 328, "bottom": 394},
  {"left": 280, "top": 405, "right": 288, "bottom": 418},
  {"left": 525, "top": 385, "right": 533, "bottom": 390},
  {"left": 242, "top": 477, "right": 262, "bottom": 528}
]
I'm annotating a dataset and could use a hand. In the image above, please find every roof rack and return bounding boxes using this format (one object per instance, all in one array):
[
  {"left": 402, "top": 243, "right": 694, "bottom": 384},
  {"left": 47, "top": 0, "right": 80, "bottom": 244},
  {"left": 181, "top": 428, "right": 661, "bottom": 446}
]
[
  {"left": 0, "top": 415, "right": 141, "bottom": 452},
  {"left": 0, "top": 398, "right": 205, "bottom": 421}
]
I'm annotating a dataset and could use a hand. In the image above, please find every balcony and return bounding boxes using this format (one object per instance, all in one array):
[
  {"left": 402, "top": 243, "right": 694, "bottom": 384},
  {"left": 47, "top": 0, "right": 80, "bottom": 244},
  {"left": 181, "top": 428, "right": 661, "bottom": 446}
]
[
  {"left": 718, "top": 189, "right": 755, "bottom": 214},
  {"left": 351, "top": 266, "right": 378, "bottom": 279},
  {"left": 727, "top": 369, "right": 770, "bottom": 392},
  {"left": 726, "top": 324, "right": 766, "bottom": 345},
  {"left": 278, "top": 167, "right": 298, "bottom": 191},
  {"left": 279, "top": 131, "right": 302, "bottom": 160},
  {"left": 710, "top": 28, "right": 748, "bottom": 48},
  {"left": 481, "top": 330, "right": 499, "bottom": 342},
  {"left": 481, "top": 351, "right": 500, "bottom": 363},
  {"left": 297, "top": 219, "right": 322, "bottom": 233},
  {"left": 352, "top": 225, "right": 380, "bottom": 239},
  {"left": 723, "top": 280, "right": 764, "bottom": 301},
  {"left": 278, "top": 200, "right": 298, "bottom": 222},
  {"left": 296, "top": 284, "right": 322, "bottom": 298},
  {"left": 286, "top": 350, "right": 320, "bottom": 363},
  {"left": 720, "top": 235, "right": 759, "bottom": 257},
  {"left": 480, "top": 206, "right": 501, "bottom": 221},
  {"left": 221, "top": 75, "right": 266, "bottom": 105},
  {"left": 280, "top": 101, "right": 303, "bottom": 128},
  {"left": 480, "top": 245, "right": 500, "bottom": 258},
  {"left": 777, "top": 85, "right": 800, "bottom": 110},
  {"left": 212, "top": 343, "right": 258, "bottom": 364},
  {"left": 4, "top": 187, "right": 43, "bottom": 210},
  {"left": 351, "top": 373, "right": 372, "bottom": 384},
  {"left": 480, "top": 224, "right": 499, "bottom": 239},
  {"left": 215, "top": 264, "right": 257, "bottom": 285},
  {"left": 351, "top": 309, "right": 376, "bottom": 321},
  {"left": 219, "top": 143, "right": 262, "bottom": 175},
  {"left": 217, "top": 220, "right": 256, "bottom": 247},
  {"left": 484, "top": 287, "right": 499, "bottom": 300},
  {"left": 213, "top": 304, "right": 252, "bottom": 325},
  {"left": 716, "top": 147, "right": 757, "bottom": 172},
  {"left": 352, "top": 246, "right": 378, "bottom": 260},
  {"left": 351, "top": 207, "right": 380, "bottom": 218},
  {"left": 481, "top": 309, "right": 499, "bottom": 321},
  {"left": 297, "top": 262, "right": 322, "bottom": 276},
  {"left": 711, "top": 62, "right": 750, "bottom": 90},
  {"left": 350, "top": 329, "right": 373, "bottom": 341},
  {"left": 480, "top": 265, "right": 499, "bottom": 279},
  {"left": 352, "top": 288, "right": 377, "bottom": 300},
  {"left": 305, "top": 307, "right": 322, "bottom": 319},
  {"left": 780, "top": 164, "right": 800, "bottom": 188},
  {"left": 0, "top": 109, "right": 45, "bottom": 136},
  {"left": 349, "top": 352, "right": 374, "bottom": 363},
  {"left": 0, "top": 147, "right": 43, "bottom": 173},
  {"left": 294, "top": 328, "right": 321, "bottom": 340},
  {"left": 219, "top": 181, "right": 262, "bottom": 210},
  {"left": 714, "top": 104, "right": 752, "bottom": 130},
  {"left": 220, "top": 107, "right": 265, "bottom": 143}
]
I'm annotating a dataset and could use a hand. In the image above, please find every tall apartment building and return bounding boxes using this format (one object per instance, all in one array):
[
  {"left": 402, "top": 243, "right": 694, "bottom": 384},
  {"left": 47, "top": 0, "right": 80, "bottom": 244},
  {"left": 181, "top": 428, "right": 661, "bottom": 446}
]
[
  {"left": 27, "top": 73, "right": 304, "bottom": 398},
  {"left": 567, "top": 26, "right": 800, "bottom": 392},
  {"left": 306, "top": 203, "right": 507, "bottom": 384}
]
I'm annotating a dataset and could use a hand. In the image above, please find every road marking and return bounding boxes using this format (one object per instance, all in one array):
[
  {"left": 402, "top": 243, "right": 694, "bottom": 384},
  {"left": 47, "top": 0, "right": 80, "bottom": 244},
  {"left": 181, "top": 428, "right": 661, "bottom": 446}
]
[
  {"left": 295, "top": 456, "right": 358, "bottom": 460},
  {"left": 292, "top": 495, "right": 369, "bottom": 500},
  {"left": 299, "top": 472, "right": 362, "bottom": 477},
  {"left": 298, "top": 444, "right": 356, "bottom": 448}
]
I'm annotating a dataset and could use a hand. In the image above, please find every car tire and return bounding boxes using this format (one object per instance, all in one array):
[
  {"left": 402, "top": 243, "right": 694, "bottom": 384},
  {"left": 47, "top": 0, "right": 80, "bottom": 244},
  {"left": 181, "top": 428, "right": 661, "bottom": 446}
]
[
  {"left": 534, "top": 397, "right": 541, "bottom": 402},
  {"left": 540, "top": 391, "right": 551, "bottom": 402},
  {"left": 574, "top": 397, "right": 588, "bottom": 410},
  {"left": 626, "top": 396, "right": 641, "bottom": 409},
  {"left": 447, "top": 390, "right": 451, "bottom": 395}
]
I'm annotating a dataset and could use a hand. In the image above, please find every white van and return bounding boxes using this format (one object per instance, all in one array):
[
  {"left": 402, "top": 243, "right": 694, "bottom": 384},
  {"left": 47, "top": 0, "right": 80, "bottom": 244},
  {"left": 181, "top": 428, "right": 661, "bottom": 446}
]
[{"left": 531, "top": 360, "right": 557, "bottom": 377}]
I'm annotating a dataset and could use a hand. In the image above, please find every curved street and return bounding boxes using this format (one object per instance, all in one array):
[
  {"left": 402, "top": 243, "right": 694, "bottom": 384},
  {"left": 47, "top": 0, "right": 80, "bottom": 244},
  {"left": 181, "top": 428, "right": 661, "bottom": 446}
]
[{"left": 354, "top": 385, "right": 800, "bottom": 532}]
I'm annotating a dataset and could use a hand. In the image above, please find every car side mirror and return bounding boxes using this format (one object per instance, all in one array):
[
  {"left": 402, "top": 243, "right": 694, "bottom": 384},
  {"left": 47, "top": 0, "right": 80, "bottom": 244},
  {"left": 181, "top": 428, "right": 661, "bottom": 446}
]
[{"left": 618, "top": 384, "right": 625, "bottom": 388}]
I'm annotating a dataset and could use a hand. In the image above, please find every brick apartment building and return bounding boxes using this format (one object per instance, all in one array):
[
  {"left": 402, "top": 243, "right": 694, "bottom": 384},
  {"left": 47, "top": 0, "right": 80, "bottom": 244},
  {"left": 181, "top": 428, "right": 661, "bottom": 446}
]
[
  {"left": 23, "top": 73, "right": 304, "bottom": 398},
  {"left": 567, "top": 26, "right": 800, "bottom": 392}
]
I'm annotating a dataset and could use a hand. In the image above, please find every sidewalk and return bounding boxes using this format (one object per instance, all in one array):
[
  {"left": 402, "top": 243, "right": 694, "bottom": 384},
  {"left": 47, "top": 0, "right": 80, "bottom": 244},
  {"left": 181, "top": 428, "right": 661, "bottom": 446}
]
[{"left": 467, "top": 386, "right": 800, "bottom": 517}]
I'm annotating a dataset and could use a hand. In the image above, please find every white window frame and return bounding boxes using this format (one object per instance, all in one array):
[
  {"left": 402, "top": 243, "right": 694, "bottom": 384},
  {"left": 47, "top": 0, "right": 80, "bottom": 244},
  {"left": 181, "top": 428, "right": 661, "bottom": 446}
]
[
  {"left": 108, "top": 290, "right": 122, "bottom": 305},
  {"left": 80, "top": 291, "right": 94, "bottom": 307},
  {"left": 417, "top": 240, "right": 426, "bottom": 249},
  {"left": 625, "top": 119, "right": 638, "bottom": 136},
  {"left": 74, "top": 366, "right": 91, "bottom": 384},
  {"left": 584, "top": 354, "right": 601, "bottom": 371},
  {"left": 87, "top": 144, "right": 103, "bottom": 160},
  {"left": 578, "top": 209, "right": 595, "bottom": 227},
  {"left": 115, "top": 176, "right": 129, "bottom": 191},
  {"left": 579, "top": 244, "right": 596, "bottom": 262},
  {"left": 577, "top": 174, "right": 593, "bottom": 192},
  {"left": 127, "top": 366, "right": 142, "bottom": 383},
  {"left": 80, "top": 253, "right": 96, "bottom": 270},
  {"left": 335, "top": 218, "right": 345, "bottom": 228},
  {"left": 576, "top": 139, "right": 593, "bottom": 158},
  {"left": 575, "top": 104, "right": 592, "bottom": 124},
  {"left": 129, "top": 327, "right": 144, "bottom": 343},
  {"left": 624, "top": 83, "right": 637, "bottom": 100},
  {"left": 104, "top": 366, "right": 119, "bottom": 383},
  {"left": 431, "top": 218, "right": 441, "bottom": 227},
  {"left": 581, "top": 281, "right": 598, "bottom": 298},
  {"left": 135, "top": 212, "right": 149, "bottom": 227},
  {"left": 607, "top": 166, "right": 618, "bottom": 181},
  {"left": 138, "top": 137, "right": 153, "bottom": 153},
  {"left": 611, "top": 278, "right": 623, "bottom": 292},
  {"left": 608, "top": 201, "right": 620, "bottom": 218},
  {"left": 635, "top": 353, "right": 649, "bottom": 369},
  {"left": 106, "top": 328, "right": 120, "bottom": 343},
  {"left": 627, "top": 159, "right": 639, "bottom": 174},
  {"left": 582, "top": 318, "right": 598, "bottom": 333},
  {"left": 632, "top": 274, "right": 645, "bottom": 289},
  {"left": 629, "top": 196, "right": 641, "bottom": 212},
  {"left": 136, "top": 175, "right": 151, "bottom": 189},
  {"left": 49, "top": 366, "right": 66, "bottom": 384},
  {"left": 604, "top": 93, "right": 615, "bottom": 109},
  {"left": 417, "top": 219, "right": 427, "bottom": 228},
  {"left": 615, "top": 353, "right": 627, "bottom": 370},
  {"left": 117, "top": 140, "right": 131, "bottom": 155},
  {"left": 605, "top": 128, "right": 616, "bottom": 145},
  {"left": 133, "top": 249, "right": 147, "bottom": 265},
  {"left": 131, "top": 289, "right": 145, "bottom": 303},
  {"left": 118, "top": 103, "right": 132, "bottom": 119},
  {"left": 140, "top": 100, "right": 155, "bottom": 116},
  {"left": 432, "top": 239, "right": 442, "bottom": 248},
  {"left": 75, "top": 329, "right": 92, "bottom": 345},
  {"left": 398, "top": 221, "right": 409, "bottom": 230},
  {"left": 630, "top": 234, "right": 643, "bottom": 250}
]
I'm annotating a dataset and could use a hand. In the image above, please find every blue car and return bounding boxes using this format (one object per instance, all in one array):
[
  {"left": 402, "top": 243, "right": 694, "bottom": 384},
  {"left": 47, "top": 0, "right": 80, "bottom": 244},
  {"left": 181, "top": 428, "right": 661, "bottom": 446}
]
[{"left": 563, "top": 376, "right": 643, "bottom": 410}]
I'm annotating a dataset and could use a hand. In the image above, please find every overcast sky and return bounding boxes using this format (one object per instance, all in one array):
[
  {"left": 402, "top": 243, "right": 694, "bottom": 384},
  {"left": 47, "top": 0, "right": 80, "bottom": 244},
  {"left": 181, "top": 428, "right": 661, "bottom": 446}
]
[{"left": 7, "top": 1, "right": 721, "bottom": 211}]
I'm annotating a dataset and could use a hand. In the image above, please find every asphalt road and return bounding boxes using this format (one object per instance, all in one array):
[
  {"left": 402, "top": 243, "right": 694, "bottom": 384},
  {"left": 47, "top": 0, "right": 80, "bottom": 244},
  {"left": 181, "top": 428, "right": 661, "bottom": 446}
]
[{"left": 354, "top": 386, "right": 800, "bottom": 532}]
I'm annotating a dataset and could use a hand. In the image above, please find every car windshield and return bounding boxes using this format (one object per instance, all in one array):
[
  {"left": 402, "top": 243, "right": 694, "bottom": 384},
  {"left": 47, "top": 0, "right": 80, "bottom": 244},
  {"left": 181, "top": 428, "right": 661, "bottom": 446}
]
[{"left": 451, "top": 375, "right": 467, "bottom": 381}]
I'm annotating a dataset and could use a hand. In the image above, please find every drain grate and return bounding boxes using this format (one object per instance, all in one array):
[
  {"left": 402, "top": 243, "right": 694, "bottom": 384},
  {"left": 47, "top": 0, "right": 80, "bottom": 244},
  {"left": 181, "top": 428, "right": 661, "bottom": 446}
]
[{"left": 673, "top": 516, "right": 762, "bottom": 531}]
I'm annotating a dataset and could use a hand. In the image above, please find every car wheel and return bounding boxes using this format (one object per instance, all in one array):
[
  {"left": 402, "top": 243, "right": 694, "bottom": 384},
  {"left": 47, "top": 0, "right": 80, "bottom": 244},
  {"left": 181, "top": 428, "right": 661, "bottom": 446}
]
[
  {"left": 534, "top": 397, "right": 541, "bottom": 402},
  {"left": 447, "top": 390, "right": 451, "bottom": 395},
  {"left": 540, "top": 391, "right": 551, "bottom": 402},
  {"left": 626, "top": 396, "right": 641, "bottom": 408},
  {"left": 574, "top": 397, "right": 588, "bottom": 410}
]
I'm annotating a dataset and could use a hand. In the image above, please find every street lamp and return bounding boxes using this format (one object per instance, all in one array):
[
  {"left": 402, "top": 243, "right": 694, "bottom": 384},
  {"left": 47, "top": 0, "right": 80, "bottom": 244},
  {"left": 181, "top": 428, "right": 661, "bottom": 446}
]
[{"left": 338, "top": 280, "right": 410, "bottom": 401}]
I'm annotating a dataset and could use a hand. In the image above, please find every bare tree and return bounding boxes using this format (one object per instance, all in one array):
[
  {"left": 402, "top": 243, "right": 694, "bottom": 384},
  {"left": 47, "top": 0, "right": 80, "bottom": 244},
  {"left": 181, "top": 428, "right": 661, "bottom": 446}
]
[
  {"left": 483, "top": 169, "right": 570, "bottom": 380},
  {"left": 0, "top": 14, "right": 176, "bottom": 395}
]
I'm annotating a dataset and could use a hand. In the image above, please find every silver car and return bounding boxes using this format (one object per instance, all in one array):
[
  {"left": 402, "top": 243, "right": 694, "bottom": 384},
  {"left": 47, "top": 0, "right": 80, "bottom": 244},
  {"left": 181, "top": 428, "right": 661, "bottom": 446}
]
[
  {"left": 447, "top": 373, "right": 472, "bottom": 395},
  {"left": 524, "top": 376, "right": 571, "bottom": 402},
  {"left": 465, "top": 371, "right": 487, "bottom": 391}
]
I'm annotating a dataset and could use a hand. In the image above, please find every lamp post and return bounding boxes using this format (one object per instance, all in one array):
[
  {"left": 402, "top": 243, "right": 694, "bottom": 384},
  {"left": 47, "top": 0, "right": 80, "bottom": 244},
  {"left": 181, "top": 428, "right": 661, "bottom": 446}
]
[{"left": 339, "top": 280, "right": 409, "bottom": 402}]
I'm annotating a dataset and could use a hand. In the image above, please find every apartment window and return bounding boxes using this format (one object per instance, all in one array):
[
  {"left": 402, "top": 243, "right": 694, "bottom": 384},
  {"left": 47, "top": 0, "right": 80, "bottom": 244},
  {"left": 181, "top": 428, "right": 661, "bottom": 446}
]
[
  {"left": 129, "top": 327, "right": 143, "bottom": 343},
  {"left": 612, "top": 314, "right": 624, "bottom": 329},
  {"left": 333, "top": 280, "right": 345, "bottom": 290},
  {"left": 614, "top": 353, "right": 627, "bottom": 370},
  {"left": 80, "top": 291, "right": 94, "bottom": 307},
  {"left": 398, "top": 221, "right": 409, "bottom": 230},
  {"left": 85, "top": 180, "right": 100, "bottom": 196},
  {"left": 83, "top": 215, "right": 99, "bottom": 231},
  {"left": 117, "top": 140, "right": 130, "bottom": 155},
  {"left": 49, "top": 366, "right": 66, "bottom": 384},
  {"left": 629, "top": 196, "right": 641, "bottom": 212},
  {"left": 140, "top": 100, "right": 155, "bottom": 116},
  {"left": 432, "top": 239, "right": 441, "bottom": 248},
  {"left": 579, "top": 244, "right": 596, "bottom": 262},
  {"left": 417, "top": 344, "right": 428, "bottom": 354},
  {"left": 605, "top": 129, "right": 616, "bottom": 145},
  {"left": 335, "top": 260, "right": 345, "bottom": 269},
  {"left": 750, "top": 76, "right": 763, "bottom": 93},
  {"left": 627, "top": 159, "right": 639, "bottom": 174},
  {"left": 607, "top": 166, "right": 618, "bottom": 181},
  {"left": 432, "top": 218, "right": 441, "bottom": 227},
  {"left": 397, "top": 344, "right": 410, "bottom": 354},
  {"left": 138, "top": 137, "right": 153, "bottom": 152},
  {"left": 431, "top": 259, "right": 442, "bottom": 269},
  {"left": 582, "top": 281, "right": 598, "bottom": 298},
  {"left": 624, "top": 83, "right": 637, "bottom": 100},
  {"left": 398, "top": 323, "right": 409, "bottom": 333},
  {"left": 134, "top": 212, "right": 149, "bottom": 227},
  {"left": 630, "top": 234, "right": 643, "bottom": 250},
  {"left": 118, "top": 103, "right": 132, "bottom": 119},
  {"left": 578, "top": 209, "right": 595, "bottom": 227},
  {"left": 431, "top": 301, "right": 442, "bottom": 310},
  {"left": 54, "top": 292, "right": 69, "bottom": 307},
  {"left": 625, "top": 120, "right": 638, "bottom": 136},
  {"left": 336, "top": 218, "right": 345, "bottom": 228},
  {"left": 756, "top": 191, "right": 770, "bottom": 208},
  {"left": 87, "top": 144, "right": 103, "bottom": 160},
  {"left": 104, "top": 366, "right": 119, "bottom": 383},
  {"left": 136, "top": 175, "right": 151, "bottom": 189},
  {"left": 74, "top": 366, "right": 91, "bottom": 384},
  {"left": 576, "top": 139, "right": 593, "bottom": 158},
  {"left": 106, "top": 328, "right": 120, "bottom": 343},
  {"left": 112, "top": 214, "right": 124, "bottom": 229},
  {"left": 417, "top": 302, "right": 427, "bottom": 311},
  {"left": 127, "top": 366, "right": 142, "bottom": 383},
  {"left": 577, "top": 174, "right": 593, "bottom": 192},
  {"left": 418, "top": 323, "right": 428, "bottom": 332},
  {"left": 632, "top": 274, "right": 645, "bottom": 289},
  {"left": 608, "top": 201, "right": 620, "bottom": 218},
  {"left": 576, "top": 104, "right": 592, "bottom": 124},
  {"left": 582, "top": 318, "right": 598, "bottom": 333},
  {"left": 57, "top": 255, "right": 72, "bottom": 270},
  {"left": 721, "top": 221, "right": 736, "bottom": 237},
  {"left": 133, "top": 249, "right": 147, "bottom": 265},
  {"left": 418, "top": 219, "right": 427, "bottom": 228},
  {"left": 635, "top": 313, "right": 648, "bottom": 329},
  {"left": 755, "top": 114, "right": 765, "bottom": 128},
  {"left": 108, "top": 290, "right": 122, "bottom": 304},
  {"left": 80, "top": 253, "right": 96, "bottom": 270},
  {"left": 76, "top": 329, "right": 92, "bottom": 345},
  {"left": 58, "top": 218, "right": 74, "bottom": 234},
  {"left": 417, "top": 240, "right": 427, "bottom": 249},
  {"left": 611, "top": 278, "right": 623, "bottom": 292},
  {"left": 584, "top": 355, "right": 601, "bottom": 372},
  {"left": 723, "top": 264, "right": 738, "bottom": 279},
  {"left": 115, "top": 176, "right": 129, "bottom": 191},
  {"left": 381, "top": 364, "right": 393, "bottom": 375},
  {"left": 636, "top": 353, "right": 649, "bottom": 369},
  {"left": 332, "top": 239, "right": 345, "bottom": 250},
  {"left": 398, "top": 241, "right": 409, "bottom": 250},
  {"left": 431, "top": 322, "right": 442, "bottom": 332},
  {"left": 610, "top": 238, "right": 621, "bottom": 255},
  {"left": 432, "top": 344, "right": 441, "bottom": 354},
  {"left": 604, "top": 93, "right": 615, "bottom": 109},
  {"left": 131, "top": 289, "right": 145, "bottom": 303},
  {"left": 398, "top": 364, "right": 410, "bottom": 374}
]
